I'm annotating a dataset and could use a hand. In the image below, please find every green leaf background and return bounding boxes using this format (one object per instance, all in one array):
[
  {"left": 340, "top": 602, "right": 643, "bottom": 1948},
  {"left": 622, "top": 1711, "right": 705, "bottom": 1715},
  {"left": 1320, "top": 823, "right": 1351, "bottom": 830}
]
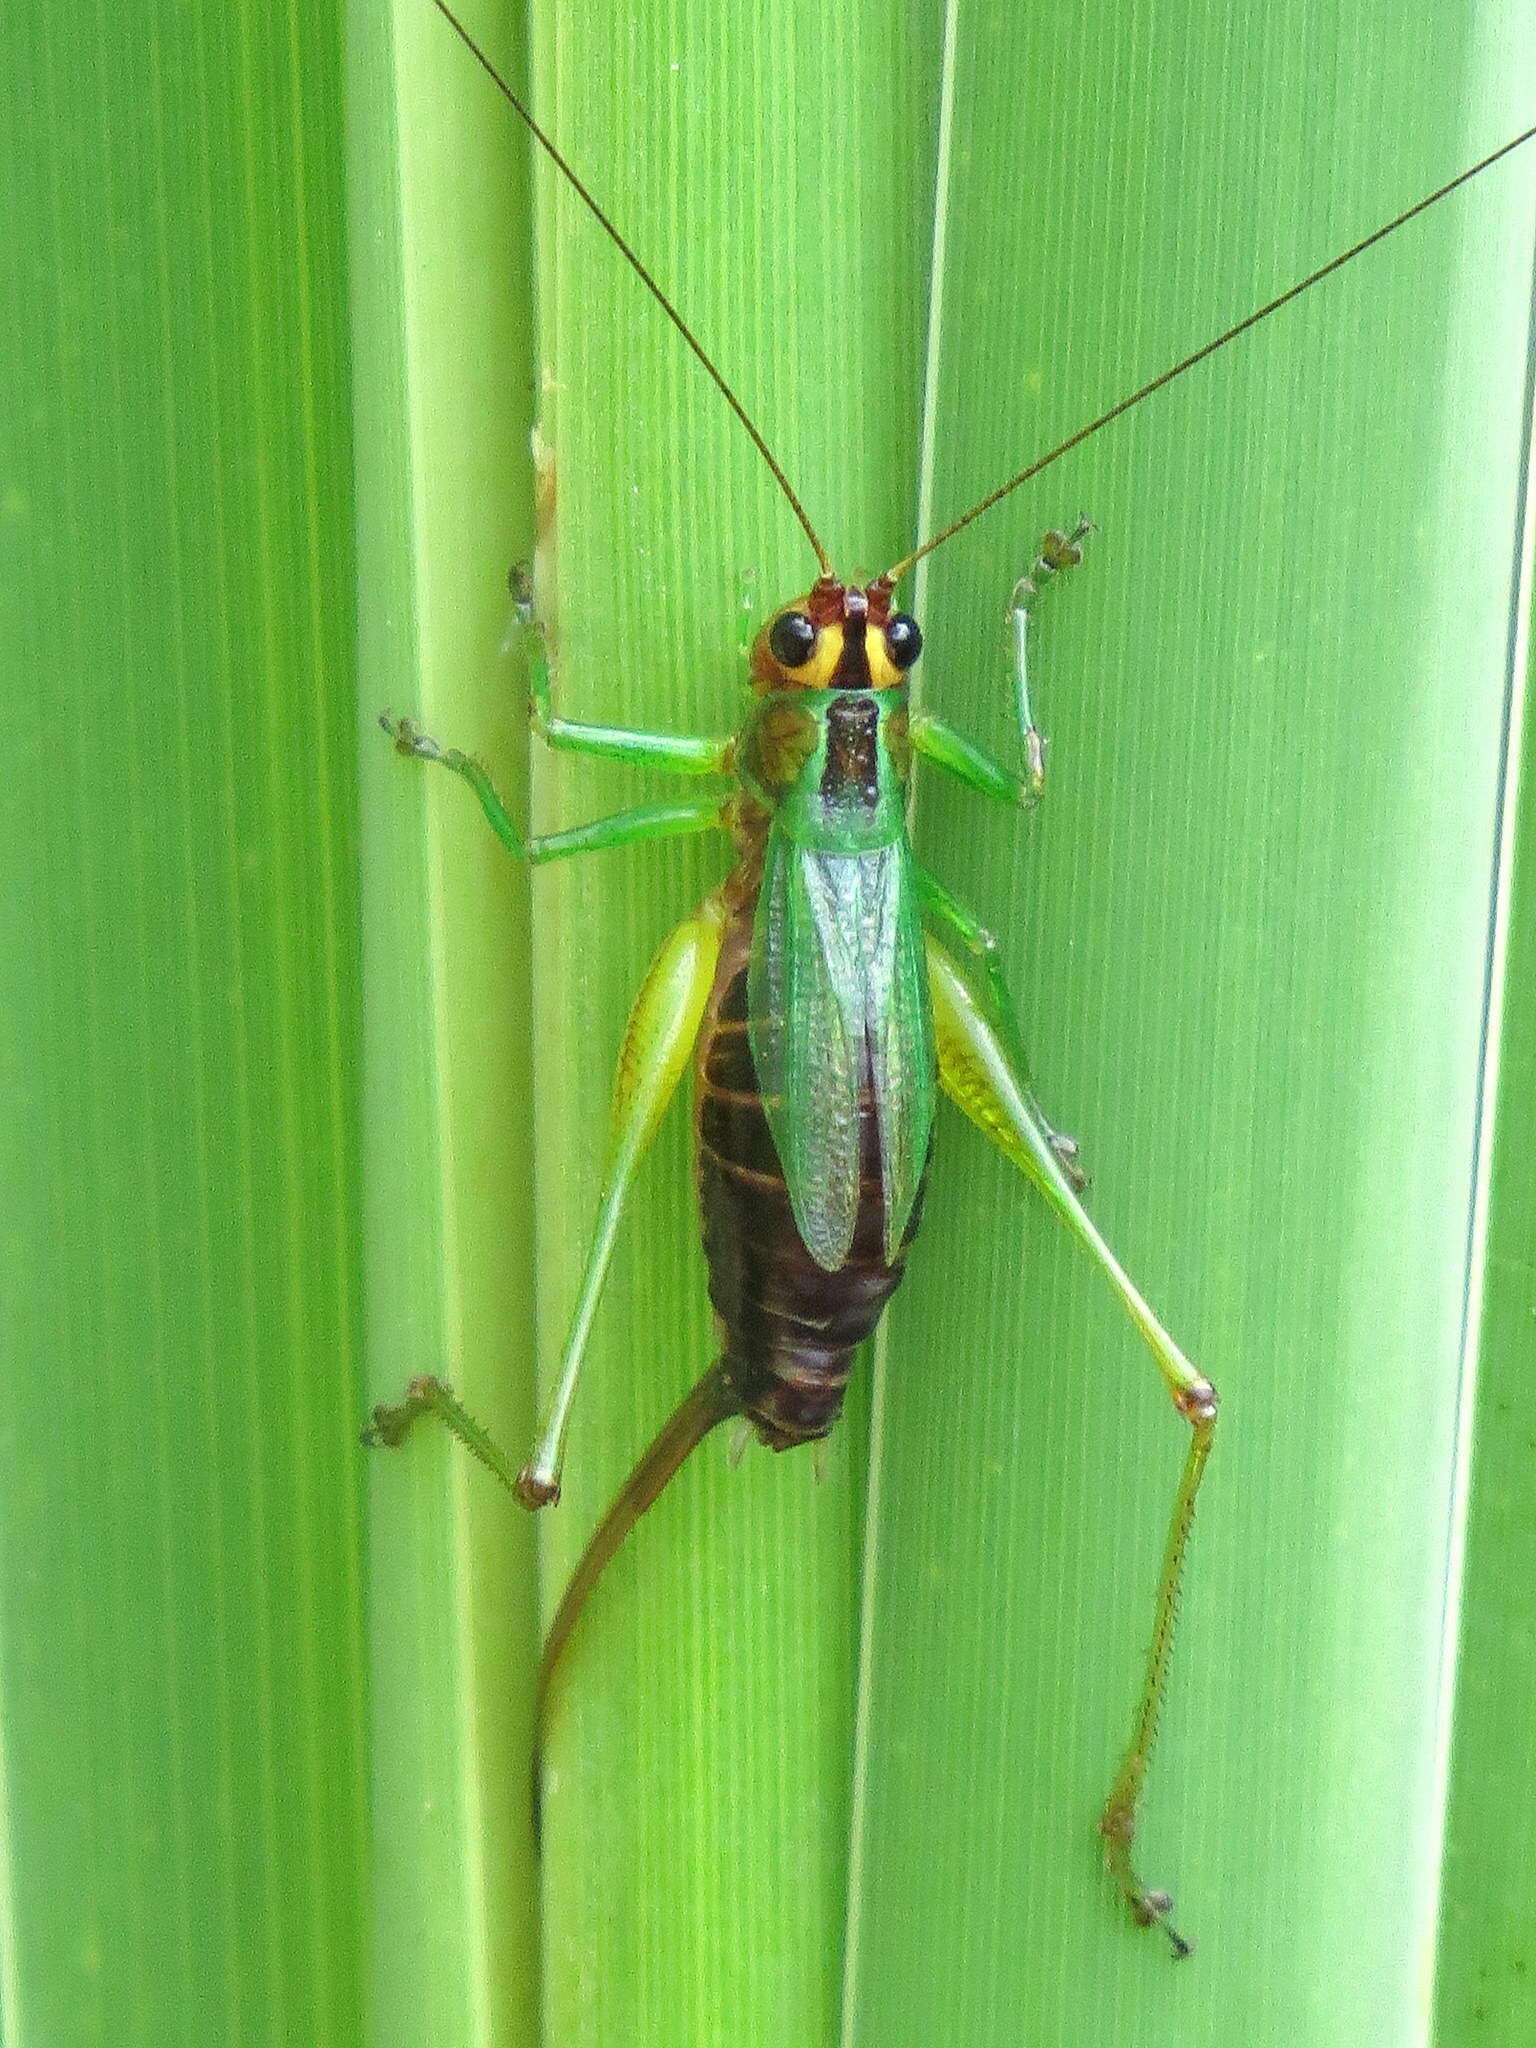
[{"left": 3, "top": 2, "right": 1532, "bottom": 2046}]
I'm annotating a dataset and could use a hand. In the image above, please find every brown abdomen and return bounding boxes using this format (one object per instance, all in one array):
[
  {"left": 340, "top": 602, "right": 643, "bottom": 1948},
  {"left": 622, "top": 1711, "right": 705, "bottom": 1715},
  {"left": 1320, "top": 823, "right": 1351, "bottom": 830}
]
[{"left": 695, "top": 900, "right": 928, "bottom": 1450}]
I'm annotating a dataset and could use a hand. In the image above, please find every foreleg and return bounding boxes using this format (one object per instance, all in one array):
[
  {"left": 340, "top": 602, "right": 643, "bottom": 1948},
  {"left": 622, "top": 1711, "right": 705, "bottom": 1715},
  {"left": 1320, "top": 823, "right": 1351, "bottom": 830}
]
[{"left": 912, "top": 520, "right": 1093, "bottom": 807}]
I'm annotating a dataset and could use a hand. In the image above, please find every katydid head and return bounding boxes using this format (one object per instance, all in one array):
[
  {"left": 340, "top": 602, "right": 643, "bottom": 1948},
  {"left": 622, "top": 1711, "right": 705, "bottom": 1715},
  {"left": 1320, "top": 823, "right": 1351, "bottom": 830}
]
[
  {"left": 739, "top": 576, "right": 919, "bottom": 850},
  {"left": 751, "top": 576, "right": 923, "bottom": 694}
]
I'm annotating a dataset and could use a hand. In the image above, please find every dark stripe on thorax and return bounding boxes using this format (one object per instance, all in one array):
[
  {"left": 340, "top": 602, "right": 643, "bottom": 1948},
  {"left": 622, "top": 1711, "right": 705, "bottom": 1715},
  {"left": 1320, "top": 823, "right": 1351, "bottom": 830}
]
[{"left": 821, "top": 694, "right": 880, "bottom": 807}]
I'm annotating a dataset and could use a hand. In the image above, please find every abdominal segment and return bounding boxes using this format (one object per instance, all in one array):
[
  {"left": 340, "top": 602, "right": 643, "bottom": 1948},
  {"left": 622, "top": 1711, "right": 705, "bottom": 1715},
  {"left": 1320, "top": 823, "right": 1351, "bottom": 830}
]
[{"left": 695, "top": 905, "right": 928, "bottom": 1449}]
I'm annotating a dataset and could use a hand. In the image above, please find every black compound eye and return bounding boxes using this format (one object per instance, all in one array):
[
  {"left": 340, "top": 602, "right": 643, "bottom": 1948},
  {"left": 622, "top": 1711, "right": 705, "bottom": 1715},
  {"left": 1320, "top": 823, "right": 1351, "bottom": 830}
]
[
  {"left": 768, "top": 610, "right": 817, "bottom": 669},
  {"left": 885, "top": 614, "right": 922, "bottom": 670}
]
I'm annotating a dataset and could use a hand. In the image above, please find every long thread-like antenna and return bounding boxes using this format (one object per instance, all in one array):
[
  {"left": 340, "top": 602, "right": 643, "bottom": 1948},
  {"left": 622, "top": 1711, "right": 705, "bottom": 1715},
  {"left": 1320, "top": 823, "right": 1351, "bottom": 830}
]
[
  {"left": 884, "top": 121, "right": 1536, "bottom": 584},
  {"left": 430, "top": 0, "right": 831, "bottom": 574}
]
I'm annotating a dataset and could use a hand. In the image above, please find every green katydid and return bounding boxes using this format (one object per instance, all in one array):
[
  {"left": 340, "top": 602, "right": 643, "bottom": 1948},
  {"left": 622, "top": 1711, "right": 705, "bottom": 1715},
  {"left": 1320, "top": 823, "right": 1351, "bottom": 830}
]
[{"left": 367, "top": 0, "right": 1536, "bottom": 1954}]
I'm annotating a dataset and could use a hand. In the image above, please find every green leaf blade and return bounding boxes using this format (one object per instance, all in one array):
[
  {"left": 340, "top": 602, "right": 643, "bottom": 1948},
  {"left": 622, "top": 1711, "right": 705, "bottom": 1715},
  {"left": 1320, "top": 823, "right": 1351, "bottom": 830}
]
[{"left": 1, "top": 4, "right": 368, "bottom": 2042}]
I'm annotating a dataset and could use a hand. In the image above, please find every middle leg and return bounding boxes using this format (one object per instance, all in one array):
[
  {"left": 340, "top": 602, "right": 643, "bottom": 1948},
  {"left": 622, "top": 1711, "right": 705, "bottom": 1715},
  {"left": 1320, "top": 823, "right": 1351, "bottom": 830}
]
[
  {"left": 381, "top": 715, "right": 728, "bottom": 866},
  {"left": 911, "top": 520, "right": 1095, "bottom": 808}
]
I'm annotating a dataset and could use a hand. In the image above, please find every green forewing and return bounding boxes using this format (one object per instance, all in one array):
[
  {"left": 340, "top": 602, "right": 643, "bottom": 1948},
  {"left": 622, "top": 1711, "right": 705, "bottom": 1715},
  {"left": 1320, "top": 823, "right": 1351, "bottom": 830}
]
[
  {"left": 749, "top": 827, "right": 935, "bottom": 1271},
  {"left": 867, "top": 842, "right": 937, "bottom": 1261}
]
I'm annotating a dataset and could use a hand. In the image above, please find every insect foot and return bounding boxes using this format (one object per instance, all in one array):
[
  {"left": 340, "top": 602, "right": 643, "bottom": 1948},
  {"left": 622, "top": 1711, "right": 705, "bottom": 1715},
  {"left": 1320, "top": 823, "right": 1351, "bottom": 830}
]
[
  {"left": 1047, "top": 1126, "right": 1088, "bottom": 1193},
  {"left": 1100, "top": 1802, "right": 1192, "bottom": 1960},
  {"left": 361, "top": 1373, "right": 455, "bottom": 1448},
  {"left": 363, "top": 1366, "right": 565, "bottom": 1508},
  {"left": 377, "top": 712, "right": 447, "bottom": 763},
  {"left": 363, "top": 1374, "right": 530, "bottom": 1500},
  {"left": 1014, "top": 516, "right": 1096, "bottom": 604}
]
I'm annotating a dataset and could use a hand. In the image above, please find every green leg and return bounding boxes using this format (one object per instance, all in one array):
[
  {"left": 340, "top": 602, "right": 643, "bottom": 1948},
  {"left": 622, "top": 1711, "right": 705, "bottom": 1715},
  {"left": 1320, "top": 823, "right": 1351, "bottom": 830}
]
[
  {"left": 381, "top": 715, "right": 727, "bottom": 864},
  {"left": 927, "top": 934, "right": 1217, "bottom": 1958},
  {"left": 912, "top": 520, "right": 1093, "bottom": 808},
  {"left": 1007, "top": 518, "right": 1093, "bottom": 796},
  {"left": 911, "top": 709, "right": 1042, "bottom": 809},
  {"left": 368, "top": 894, "right": 729, "bottom": 1507},
  {"left": 915, "top": 866, "right": 1086, "bottom": 1189},
  {"left": 364, "top": 1376, "right": 522, "bottom": 1485},
  {"left": 514, "top": 594, "right": 733, "bottom": 773}
]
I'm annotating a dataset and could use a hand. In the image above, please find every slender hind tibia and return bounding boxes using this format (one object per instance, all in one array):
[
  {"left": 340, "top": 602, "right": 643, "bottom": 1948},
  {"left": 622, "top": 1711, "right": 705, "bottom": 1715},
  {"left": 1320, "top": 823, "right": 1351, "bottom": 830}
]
[
  {"left": 1097, "top": 1395, "right": 1214, "bottom": 1959},
  {"left": 927, "top": 936, "right": 1218, "bottom": 1954}
]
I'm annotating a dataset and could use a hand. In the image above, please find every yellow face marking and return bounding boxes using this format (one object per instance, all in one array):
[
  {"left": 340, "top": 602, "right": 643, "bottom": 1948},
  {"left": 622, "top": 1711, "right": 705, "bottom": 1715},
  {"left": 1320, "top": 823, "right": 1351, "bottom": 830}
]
[
  {"left": 755, "top": 615, "right": 842, "bottom": 690},
  {"left": 752, "top": 613, "right": 908, "bottom": 690},
  {"left": 865, "top": 632, "right": 901, "bottom": 691}
]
